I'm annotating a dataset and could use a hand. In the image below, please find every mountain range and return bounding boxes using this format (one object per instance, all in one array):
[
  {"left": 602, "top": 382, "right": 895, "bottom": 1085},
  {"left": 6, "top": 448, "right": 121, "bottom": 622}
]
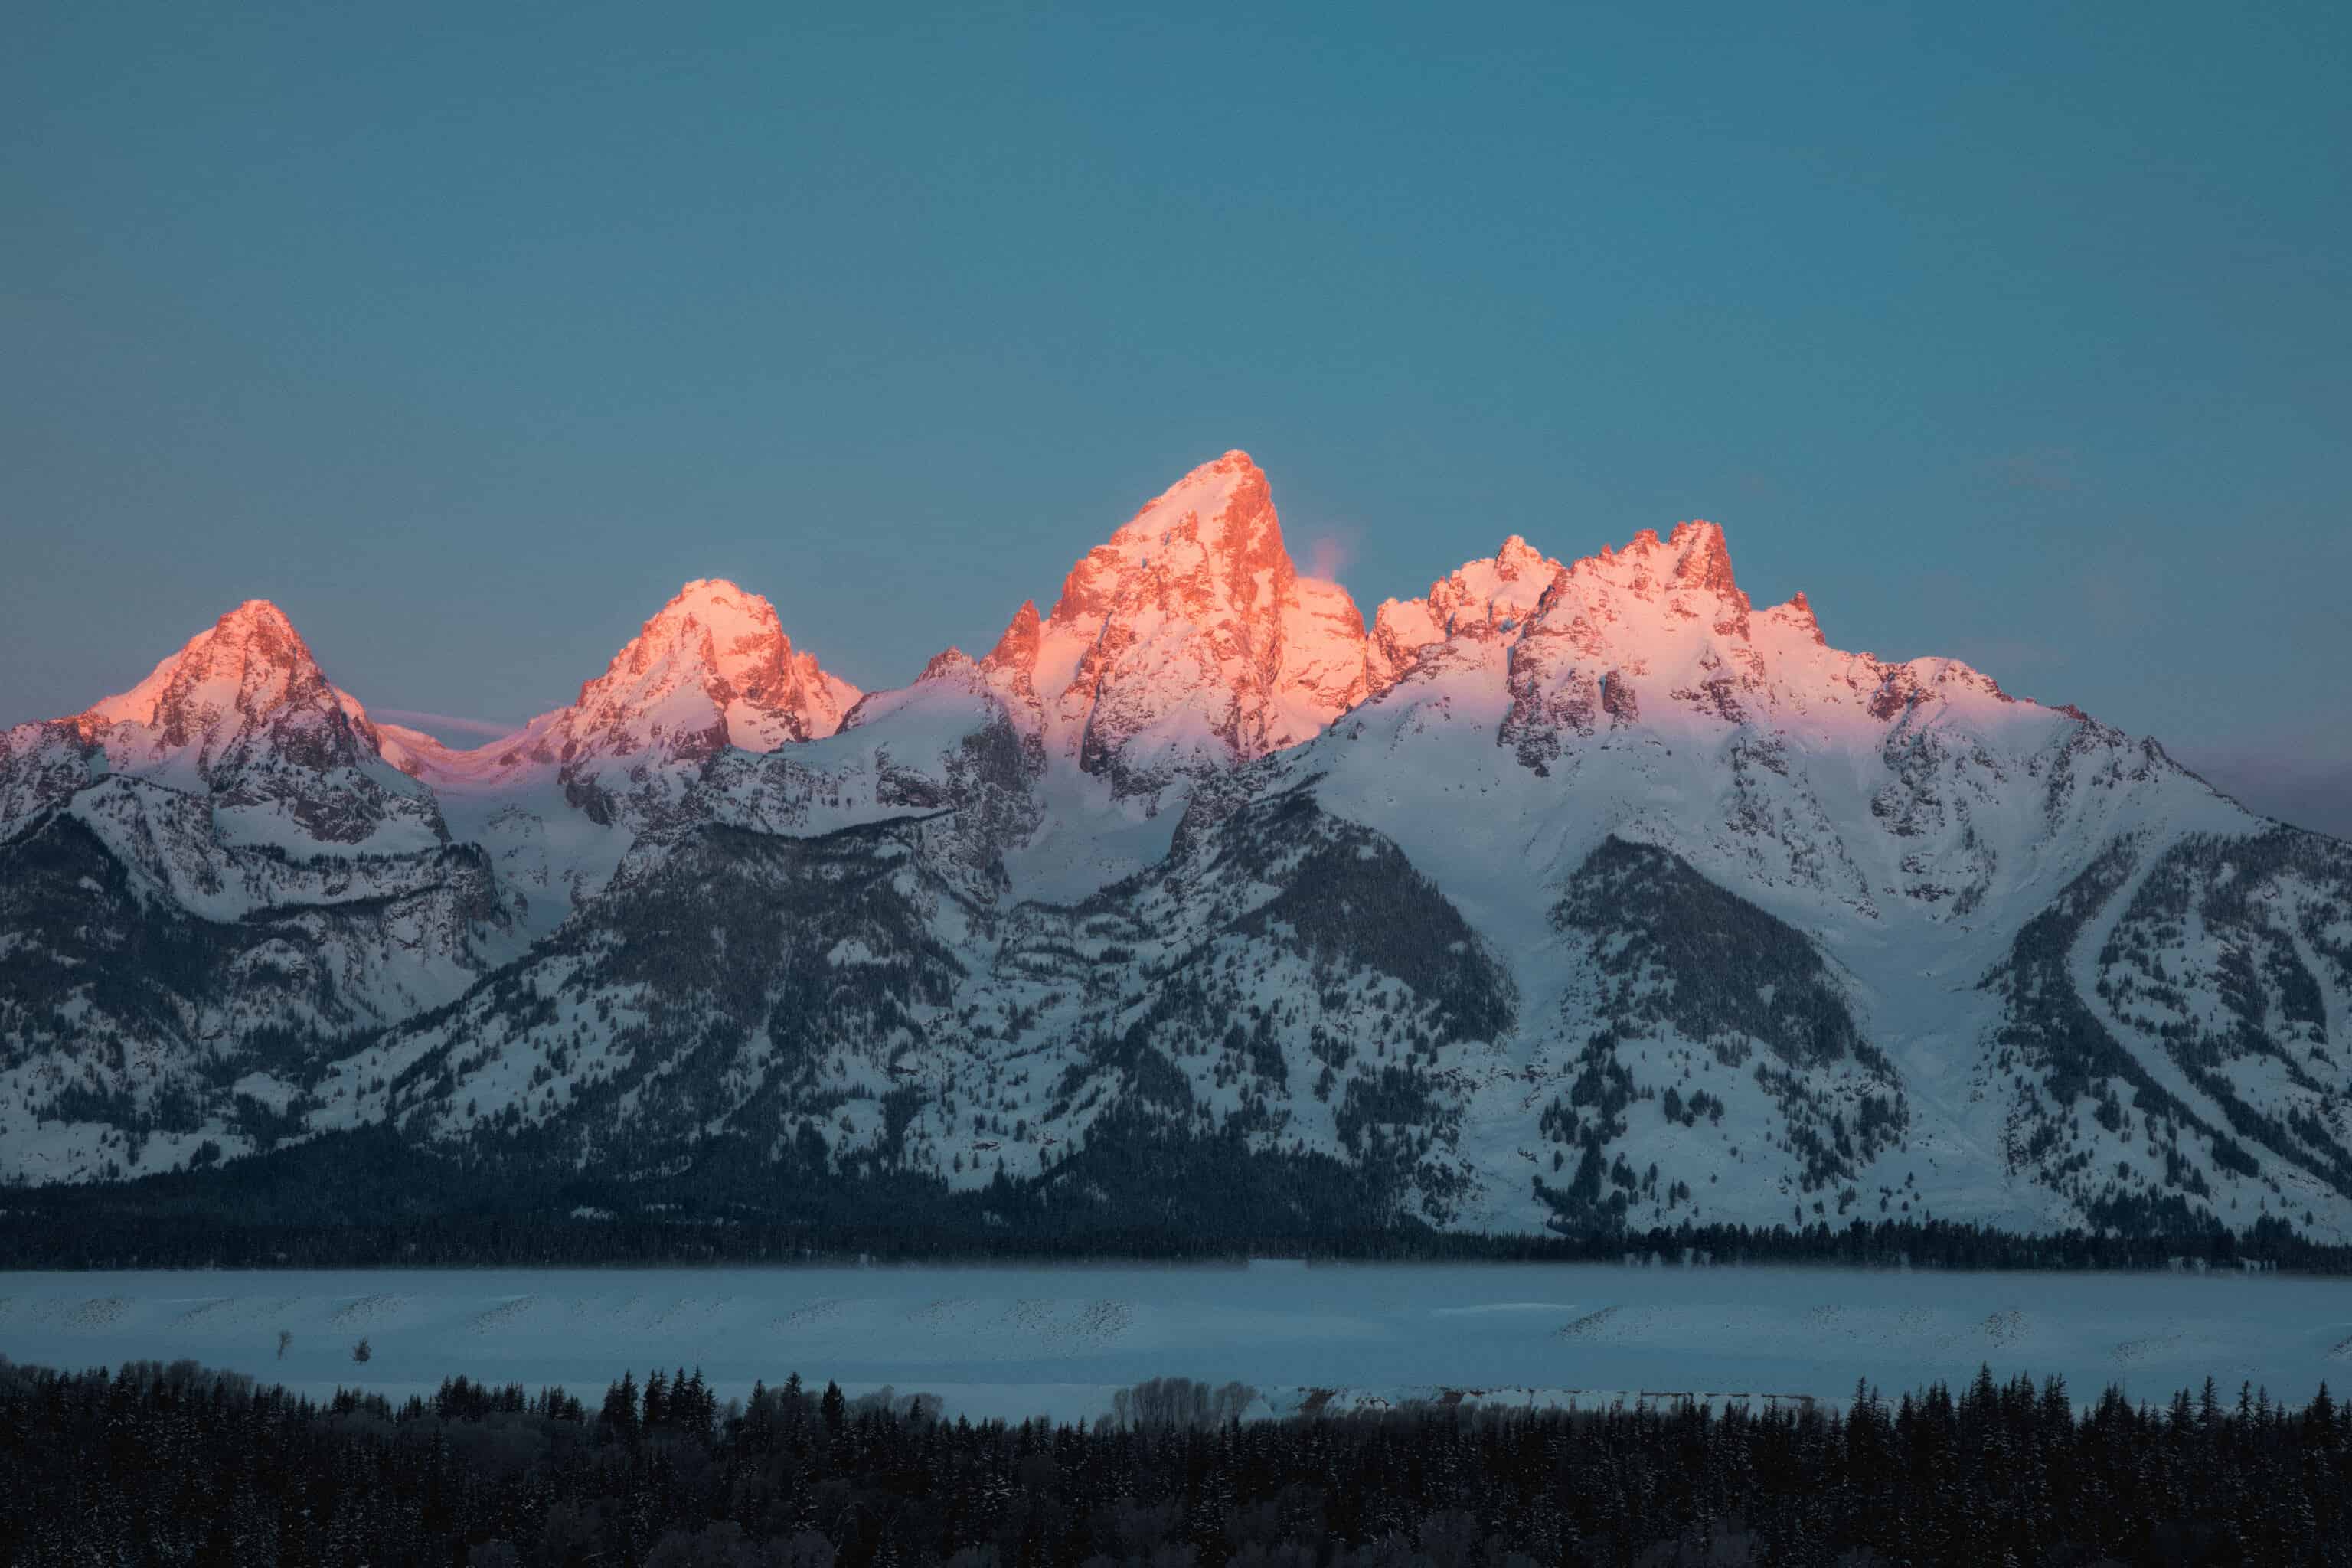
[{"left": 5, "top": 451, "right": 2348, "bottom": 1249}]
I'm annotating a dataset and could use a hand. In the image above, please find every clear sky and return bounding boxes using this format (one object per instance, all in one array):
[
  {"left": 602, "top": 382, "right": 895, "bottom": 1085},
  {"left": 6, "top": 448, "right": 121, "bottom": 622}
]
[{"left": 5, "top": 3, "right": 2347, "bottom": 833}]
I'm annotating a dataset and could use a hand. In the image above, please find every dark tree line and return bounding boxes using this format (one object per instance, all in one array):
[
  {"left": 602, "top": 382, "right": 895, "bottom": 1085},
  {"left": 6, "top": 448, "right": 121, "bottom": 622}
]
[
  {"left": 2, "top": 1356, "right": 2348, "bottom": 1566},
  {"left": 7, "top": 1119, "right": 2352, "bottom": 1275}
]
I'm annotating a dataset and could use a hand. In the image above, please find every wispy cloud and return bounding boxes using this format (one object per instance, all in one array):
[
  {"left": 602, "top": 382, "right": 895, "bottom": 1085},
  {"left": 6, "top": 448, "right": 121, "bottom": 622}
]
[
  {"left": 1305, "top": 528, "right": 1357, "bottom": 584},
  {"left": 374, "top": 708, "right": 517, "bottom": 739}
]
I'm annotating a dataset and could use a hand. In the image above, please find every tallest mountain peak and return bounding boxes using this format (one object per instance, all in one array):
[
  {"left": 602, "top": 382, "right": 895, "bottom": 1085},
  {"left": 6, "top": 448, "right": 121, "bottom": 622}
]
[
  {"left": 1101, "top": 449, "right": 1272, "bottom": 548},
  {"left": 1057, "top": 450, "right": 1283, "bottom": 619},
  {"left": 1001, "top": 452, "right": 1370, "bottom": 796},
  {"left": 1129, "top": 448, "right": 1266, "bottom": 516},
  {"left": 1168, "top": 448, "right": 1259, "bottom": 485}
]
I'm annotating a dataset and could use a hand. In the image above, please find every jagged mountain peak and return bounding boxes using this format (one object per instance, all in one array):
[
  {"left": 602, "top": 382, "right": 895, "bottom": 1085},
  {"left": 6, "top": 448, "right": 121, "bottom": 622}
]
[
  {"left": 492, "top": 578, "right": 862, "bottom": 768},
  {"left": 0, "top": 596, "right": 446, "bottom": 858},
  {"left": 1367, "top": 537, "right": 1566, "bottom": 684},
  {"left": 85, "top": 597, "right": 334, "bottom": 733},
  {"left": 66, "top": 597, "right": 416, "bottom": 796},
  {"left": 984, "top": 599, "right": 1043, "bottom": 674},
  {"left": 1355, "top": 514, "right": 2099, "bottom": 766},
  {"left": 979, "top": 452, "right": 1373, "bottom": 796},
  {"left": 208, "top": 596, "right": 306, "bottom": 649},
  {"left": 1373, "top": 518, "right": 1766, "bottom": 671},
  {"left": 1764, "top": 588, "right": 1827, "bottom": 646},
  {"left": 1378, "top": 535, "right": 1565, "bottom": 637},
  {"left": 1558, "top": 518, "right": 1746, "bottom": 607},
  {"left": 1492, "top": 533, "right": 1552, "bottom": 573},
  {"left": 1046, "top": 449, "right": 1286, "bottom": 628},
  {"left": 605, "top": 577, "right": 788, "bottom": 684},
  {"left": 1109, "top": 447, "right": 1264, "bottom": 540},
  {"left": 1664, "top": 518, "right": 1743, "bottom": 599}
]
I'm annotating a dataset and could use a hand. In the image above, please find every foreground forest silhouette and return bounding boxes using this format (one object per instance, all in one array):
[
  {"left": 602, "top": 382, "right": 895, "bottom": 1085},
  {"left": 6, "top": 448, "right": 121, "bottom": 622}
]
[{"left": 3, "top": 1357, "right": 2345, "bottom": 1565}]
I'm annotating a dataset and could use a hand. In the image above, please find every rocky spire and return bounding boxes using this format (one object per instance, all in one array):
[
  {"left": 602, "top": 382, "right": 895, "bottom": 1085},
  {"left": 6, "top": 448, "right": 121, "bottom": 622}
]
[
  {"left": 1018, "top": 452, "right": 1373, "bottom": 795},
  {"left": 1667, "top": 520, "right": 1744, "bottom": 603},
  {"left": 1765, "top": 589, "right": 1827, "bottom": 647},
  {"left": 983, "top": 599, "right": 1042, "bottom": 676}
]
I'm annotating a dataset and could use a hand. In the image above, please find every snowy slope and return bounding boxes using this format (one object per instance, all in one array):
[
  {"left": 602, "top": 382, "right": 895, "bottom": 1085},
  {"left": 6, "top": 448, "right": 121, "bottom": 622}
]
[
  {"left": 1256, "top": 523, "right": 2320, "bottom": 1238},
  {"left": 0, "top": 605, "right": 517, "bottom": 1182},
  {"left": 3, "top": 457, "right": 2347, "bottom": 1245}
]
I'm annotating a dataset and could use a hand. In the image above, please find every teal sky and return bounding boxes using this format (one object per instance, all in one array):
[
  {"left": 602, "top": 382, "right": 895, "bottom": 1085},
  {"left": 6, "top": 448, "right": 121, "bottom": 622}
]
[{"left": 5, "top": 3, "right": 2347, "bottom": 833}]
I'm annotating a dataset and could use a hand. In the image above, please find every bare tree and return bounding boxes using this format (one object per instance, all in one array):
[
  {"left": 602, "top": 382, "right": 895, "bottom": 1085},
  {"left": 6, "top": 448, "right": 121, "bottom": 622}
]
[{"left": 1110, "top": 1376, "right": 1257, "bottom": 1429}]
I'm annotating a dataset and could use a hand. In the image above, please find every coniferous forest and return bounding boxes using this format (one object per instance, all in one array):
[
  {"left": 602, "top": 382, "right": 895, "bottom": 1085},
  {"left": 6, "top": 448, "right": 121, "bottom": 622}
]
[
  {"left": 6, "top": 1120, "right": 2351, "bottom": 1276},
  {"left": 2, "top": 1355, "right": 2347, "bottom": 1566}
]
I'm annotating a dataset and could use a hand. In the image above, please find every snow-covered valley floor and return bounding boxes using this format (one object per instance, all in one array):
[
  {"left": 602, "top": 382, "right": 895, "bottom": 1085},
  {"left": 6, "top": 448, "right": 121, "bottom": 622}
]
[{"left": 4, "top": 1260, "right": 2347, "bottom": 1423}]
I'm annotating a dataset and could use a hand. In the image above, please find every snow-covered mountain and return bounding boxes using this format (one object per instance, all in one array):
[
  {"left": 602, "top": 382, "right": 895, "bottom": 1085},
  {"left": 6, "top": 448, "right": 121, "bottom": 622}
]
[
  {"left": 0, "top": 604, "right": 517, "bottom": 1180},
  {"left": 4, "top": 453, "right": 2347, "bottom": 1246},
  {"left": 382, "top": 576, "right": 861, "bottom": 787},
  {"left": 374, "top": 577, "right": 865, "bottom": 920},
  {"left": 985, "top": 449, "right": 1373, "bottom": 792}
]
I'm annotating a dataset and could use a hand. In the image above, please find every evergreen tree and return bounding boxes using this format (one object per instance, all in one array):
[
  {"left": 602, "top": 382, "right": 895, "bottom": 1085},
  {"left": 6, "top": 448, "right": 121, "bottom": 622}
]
[
  {"left": 5, "top": 1352, "right": 2351, "bottom": 1565},
  {"left": 601, "top": 1370, "right": 640, "bottom": 1440},
  {"left": 643, "top": 1367, "right": 670, "bottom": 1429}
]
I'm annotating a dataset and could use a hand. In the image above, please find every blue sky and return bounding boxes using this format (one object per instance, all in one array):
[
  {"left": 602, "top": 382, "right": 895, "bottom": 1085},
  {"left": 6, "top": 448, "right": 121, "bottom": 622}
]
[{"left": 5, "top": 3, "right": 2347, "bottom": 832}]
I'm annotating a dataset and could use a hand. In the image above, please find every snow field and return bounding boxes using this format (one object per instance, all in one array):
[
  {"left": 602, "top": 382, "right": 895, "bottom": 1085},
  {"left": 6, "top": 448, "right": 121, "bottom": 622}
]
[{"left": 4, "top": 1259, "right": 2348, "bottom": 1426}]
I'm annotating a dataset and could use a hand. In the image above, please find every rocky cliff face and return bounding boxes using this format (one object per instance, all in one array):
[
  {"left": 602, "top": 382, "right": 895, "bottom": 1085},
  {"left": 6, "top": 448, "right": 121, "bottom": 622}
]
[{"left": 5, "top": 456, "right": 2348, "bottom": 1246}]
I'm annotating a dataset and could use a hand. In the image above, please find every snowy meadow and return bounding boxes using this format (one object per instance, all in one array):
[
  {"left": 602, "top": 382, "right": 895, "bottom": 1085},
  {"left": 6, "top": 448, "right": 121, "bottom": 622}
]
[{"left": 5, "top": 1259, "right": 2347, "bottom": 1423}]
